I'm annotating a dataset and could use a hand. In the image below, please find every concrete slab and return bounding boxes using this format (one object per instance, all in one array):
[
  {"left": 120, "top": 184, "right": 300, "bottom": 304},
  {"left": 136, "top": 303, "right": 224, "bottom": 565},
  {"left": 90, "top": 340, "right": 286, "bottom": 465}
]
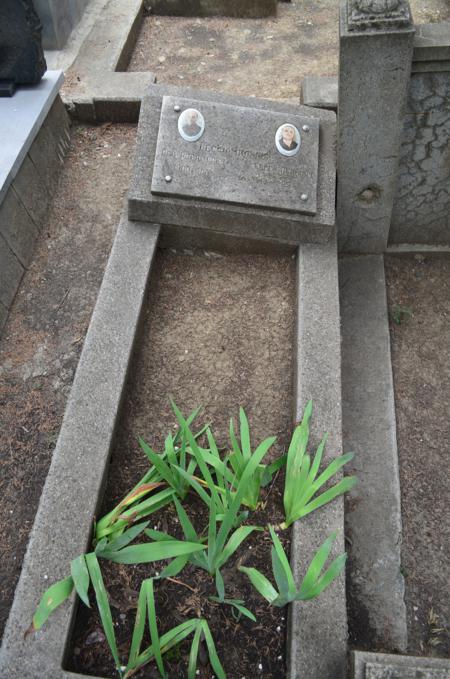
[
  {"left": 129, "top": 84, "right": 337, "bottom": 246},
  {"left": 353, "top": 651, "right": 450, "bottom": 679},
  {"left": 413, "top": 22, "right": 450, "bottom": 61},
  {"left": 0, "top": 71, "right": 64, "bottom": 206},
  {"left": 340, "top": 255, "right": 407, "bottom": 651},
  {"left": 0, "top": 216, "right": 160, "bottom": 679},
  {"left": 301, "top": 75, "right": 338, "bottom": 110},
  {"left": 34, "top": 0, "right": 90, "bottom": 49},
  {"left": 288, "top": 233, "right": 348, "bottom": 679}
]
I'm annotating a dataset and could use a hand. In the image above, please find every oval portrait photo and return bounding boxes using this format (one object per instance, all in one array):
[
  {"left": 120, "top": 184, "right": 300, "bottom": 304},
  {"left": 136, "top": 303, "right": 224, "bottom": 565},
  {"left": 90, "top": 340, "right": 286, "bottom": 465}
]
[
  {"left": 275, "top": 123, "right": 301, "bottom": 157},
  {"left": 178, "top": 108, "right": 205, "bottom": 142}
]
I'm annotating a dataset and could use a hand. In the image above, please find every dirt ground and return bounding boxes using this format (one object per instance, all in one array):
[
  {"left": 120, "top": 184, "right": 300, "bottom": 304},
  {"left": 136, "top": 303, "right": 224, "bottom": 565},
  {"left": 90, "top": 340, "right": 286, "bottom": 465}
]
[
  {"left": 385, "top": 254, "right": 450, "bottom": 658},
  {"left": 128, "top": 0, "right": 450, "bottom": 101},
  {"left": 68, "top": 250, "right": 295, "bottom": 678},
  {"left": 0, "top": 123, "right": 137, "bottom": 640}
]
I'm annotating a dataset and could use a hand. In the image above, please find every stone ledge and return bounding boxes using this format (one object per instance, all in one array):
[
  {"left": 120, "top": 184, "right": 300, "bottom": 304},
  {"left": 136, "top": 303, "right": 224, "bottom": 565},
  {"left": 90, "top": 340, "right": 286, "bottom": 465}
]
[
  {"left": 301, "top": 75, "right": 338, "bottom": 111},
  {"left": 65, "top": 0, "right": 156, "bottom": 122},
  {"left": 0, "top": 217, "right": 160, "bottom": 678},
  {"left": 288, "top": 233, "right": 348, "bottom": 679},
  {"left": 413, "top": 22, "right": 450, "bottom": 62},
  {"left": 352, "top": 651, "right": 450, "bottom": 678},
  {"left": 340, "top": 255, "right": 407, "bottom": 651}
]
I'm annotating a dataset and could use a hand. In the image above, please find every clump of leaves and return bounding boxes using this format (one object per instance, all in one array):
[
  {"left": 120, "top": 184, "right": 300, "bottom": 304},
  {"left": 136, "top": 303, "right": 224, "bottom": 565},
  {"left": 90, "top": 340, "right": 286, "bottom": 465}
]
[
  {"left": 391, "top": 303, "right": 413, "bottom": 325},
  {"left": 239, "top": 527, "right": 346, "bottom": 607},
  {"left": 282, "top": 400, "right": 357, "bottom": 529}
]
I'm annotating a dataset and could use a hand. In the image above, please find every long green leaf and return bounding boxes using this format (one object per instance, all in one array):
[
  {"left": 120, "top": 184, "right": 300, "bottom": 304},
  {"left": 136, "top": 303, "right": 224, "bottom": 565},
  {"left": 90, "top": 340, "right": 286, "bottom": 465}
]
[
  {"left": 300, "top": 553, "right": 347, "bottom": 600},
  {"left": 187, "top": 623, "right": 203, "bottom": 679},
  {"left": 201, "top": 620, "right": 226, "bottom": 679},
  {"left": 298, "top": 531, "right": 336, "bottom": 596},
  {"left": 85, "top": 553, "right": 121, "bottom": 671},
  {"left": 269, "top": 526, "right": 295, "bottom": 598},
  {"left": 239, "top": 566, "right": 278, "bottom": 604},
  {"left": 101, "top": 521, "right": 150, "bottom": 553},
  {"left": 216, "top": 525, "right": 261, "bottom": 569},
  {"left": 146, "top": 579, "right": 166, "bottom": 678},
  {"left": 239, "top": 408, "right": 251, "bottom": 462},
  {"left": 127, "top": 581, "right": 147, "bottom": 670},
  {"left": 32, "top": 576, "right": 74, "bottom": 630},
  {"left": 293, "top": 476, "right": 358, "bottom": 521},
  {"left": 100, "top": 540, "right": 206, "bottom": 565},
  {"left": 71, "top": 555, "right": 90, "bottom": 608}
]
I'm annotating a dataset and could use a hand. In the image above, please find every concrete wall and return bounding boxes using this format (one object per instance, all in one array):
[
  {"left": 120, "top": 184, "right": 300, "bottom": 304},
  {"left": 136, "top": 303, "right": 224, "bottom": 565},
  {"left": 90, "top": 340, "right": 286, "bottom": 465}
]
[
  {"left": 33, "top": 0, "right": 91, "bottom": 49},
  {"left": 390, "top": 23, "right": 450, "bottom": 246},
  {"left": 0, "top": 95, "right": 70, "bottom": 334},
  {"left": 148, "top": 0, "right": 277, "bottom": 17}
]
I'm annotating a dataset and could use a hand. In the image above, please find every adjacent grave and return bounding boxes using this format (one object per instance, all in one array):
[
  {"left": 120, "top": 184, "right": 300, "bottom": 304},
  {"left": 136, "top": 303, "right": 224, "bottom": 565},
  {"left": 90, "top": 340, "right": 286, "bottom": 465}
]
[{"left": 129, "top": 86, "right": 336, "bottom": 246}]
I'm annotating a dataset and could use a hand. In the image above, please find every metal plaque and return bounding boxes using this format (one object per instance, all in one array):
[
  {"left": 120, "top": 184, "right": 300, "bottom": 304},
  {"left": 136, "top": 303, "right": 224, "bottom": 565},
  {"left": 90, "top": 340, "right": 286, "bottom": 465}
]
[{"left": 151, "top": 96, "right": 319, "bottom": 215}]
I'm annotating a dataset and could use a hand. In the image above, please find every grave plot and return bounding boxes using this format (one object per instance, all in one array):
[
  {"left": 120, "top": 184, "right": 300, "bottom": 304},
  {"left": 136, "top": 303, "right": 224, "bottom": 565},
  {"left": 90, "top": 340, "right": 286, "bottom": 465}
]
[
  {"left": 67, "top": 249, "right": 296, "bottom": 678},
  {"left": 385, "top": 254, "right": 450, "bottom": 658}
]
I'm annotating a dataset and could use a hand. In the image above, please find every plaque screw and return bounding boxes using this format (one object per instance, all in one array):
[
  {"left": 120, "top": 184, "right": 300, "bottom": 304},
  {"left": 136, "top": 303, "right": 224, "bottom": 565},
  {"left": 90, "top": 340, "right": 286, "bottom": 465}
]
[
  {"left": 301, "top": 193, "right": 308, "bottom": 201},
  {"left": 165, "top": 175, "right": 172, "bottom": 183},
  {"left": 302, "top": 125, "right": 310, "bottom": 132},
  {"left": 174, "top": 105, "right": 181, "bottom": 112}
]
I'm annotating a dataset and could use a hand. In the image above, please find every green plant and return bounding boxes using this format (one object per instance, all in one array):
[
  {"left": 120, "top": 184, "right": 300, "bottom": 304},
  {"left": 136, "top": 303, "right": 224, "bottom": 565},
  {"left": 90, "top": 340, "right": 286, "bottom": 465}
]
[
  {"left": 239, "top": 526, "right": 346, "bottom": 607},
  {"left": 282, "top": 400, "right": 357, "bottom": 529},
  {"left": 391, "top": 303, "right": 413, "bottom": 325},
  {"left": 31, "top": 522, "right": 206, "bottom": 631},
  {"left": 95, "top": 405, "right": 208, "bottom": 542}
]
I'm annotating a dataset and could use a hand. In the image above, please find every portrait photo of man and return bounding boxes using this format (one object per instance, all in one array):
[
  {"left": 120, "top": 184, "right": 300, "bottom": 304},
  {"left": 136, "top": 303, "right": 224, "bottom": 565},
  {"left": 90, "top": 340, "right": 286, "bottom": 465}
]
[{"left": 178, "top": 108, "right": 205, "bottom": 142}]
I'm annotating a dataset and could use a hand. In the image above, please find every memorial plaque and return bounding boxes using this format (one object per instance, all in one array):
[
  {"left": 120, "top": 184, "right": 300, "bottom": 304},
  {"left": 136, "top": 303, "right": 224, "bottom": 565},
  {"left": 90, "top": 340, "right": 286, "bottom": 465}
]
[{"left": 151, "top": 96, "right": 320, "bottom": 215}]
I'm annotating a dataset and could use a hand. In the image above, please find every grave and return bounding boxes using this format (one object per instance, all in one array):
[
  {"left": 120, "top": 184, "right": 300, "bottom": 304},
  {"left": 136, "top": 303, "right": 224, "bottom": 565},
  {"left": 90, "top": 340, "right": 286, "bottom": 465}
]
[{"left": 129, "top": 86, "right": 336, "bottom": 246}]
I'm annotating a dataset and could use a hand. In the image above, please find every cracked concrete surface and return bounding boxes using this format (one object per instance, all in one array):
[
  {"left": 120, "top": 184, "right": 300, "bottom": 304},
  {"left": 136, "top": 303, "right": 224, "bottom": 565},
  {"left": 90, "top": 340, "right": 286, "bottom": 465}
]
[{"left": 391, "top": 72, "right": 450, "bottom": 246}]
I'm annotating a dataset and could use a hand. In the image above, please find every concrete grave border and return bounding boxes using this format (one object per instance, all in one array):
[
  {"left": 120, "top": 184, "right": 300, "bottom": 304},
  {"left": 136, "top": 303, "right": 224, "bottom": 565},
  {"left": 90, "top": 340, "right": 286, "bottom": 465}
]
[
  {"left": 0, "top": 210, "right": 347, "bottom": 678},
  {"left": 64, "top": 0, "right": 155, "bottom": 122},
  {"left": 352, "top": 650, "right": 450, "bottom": 678}
]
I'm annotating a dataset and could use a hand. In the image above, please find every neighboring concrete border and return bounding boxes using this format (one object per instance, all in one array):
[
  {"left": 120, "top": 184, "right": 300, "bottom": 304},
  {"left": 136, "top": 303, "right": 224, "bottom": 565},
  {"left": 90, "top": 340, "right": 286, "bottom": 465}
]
[
  {"left": 339, "top": 255, "right": 407, "bottom": 651},
  {"left": 64, "top": 0, "right": 155, "bottom": 122},
  {"left": 0, "top": 217, "right": 160, "bottom": 678},
  {"left": 288, "top": 233, "right": 348, "bottom": 679},
  {"left": 352, "top": 651, "right": 450, "bottom": 678},
  {"left": 0, "top": 94, "right": 70, "bottom": 335},
  {"left": 301, "top": 76, "right": 338, "bottom": 111}
]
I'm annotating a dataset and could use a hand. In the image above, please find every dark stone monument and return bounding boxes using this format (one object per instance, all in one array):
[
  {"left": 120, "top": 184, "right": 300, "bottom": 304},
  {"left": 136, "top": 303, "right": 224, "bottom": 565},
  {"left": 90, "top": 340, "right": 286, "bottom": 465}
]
[{"left": 0, "top": 0, "right": 47, "bottom": 96}]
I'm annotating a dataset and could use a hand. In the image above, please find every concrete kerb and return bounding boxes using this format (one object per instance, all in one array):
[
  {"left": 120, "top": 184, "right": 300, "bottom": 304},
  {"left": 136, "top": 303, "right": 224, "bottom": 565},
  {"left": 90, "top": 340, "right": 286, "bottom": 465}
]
[
  {"left": 64, "top": 0, "right": 155, "bottom": 123},
  {"left": 0, "top": 216, "right": 160, "bottom": 679},
  {"left": 352, "top": 651, "right": 450, "bottom": 678},
  {"left": 288, "top": 234, "right": 348, "bottom": 679},
  {"left": 340, "top": 255, "right": 407, "bottom": 652}
]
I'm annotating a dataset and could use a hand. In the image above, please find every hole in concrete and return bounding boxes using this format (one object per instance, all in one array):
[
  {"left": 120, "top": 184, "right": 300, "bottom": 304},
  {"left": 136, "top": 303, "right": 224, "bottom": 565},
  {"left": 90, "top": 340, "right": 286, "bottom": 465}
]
[
  {"left": 355, "top": 185, "right": 382, "bottom": 205},
  {"left": 66, "top": 247, "right": 296, "bottom": 678}
]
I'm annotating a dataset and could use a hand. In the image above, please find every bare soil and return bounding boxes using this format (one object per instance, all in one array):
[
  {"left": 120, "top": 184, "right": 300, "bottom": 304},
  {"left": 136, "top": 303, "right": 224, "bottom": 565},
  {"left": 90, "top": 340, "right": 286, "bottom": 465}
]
[
  {"left": 385, "top": 253, "right": 450, "bottom": 658},
  {"left": 0, "top": 123, "right": 137, "bottom": 641},
  {"left": 128, "top": 0, "right": 449, "bottom": 101},
  {"left": 67, "top": 249, "right": 296, "bottom": 678}
]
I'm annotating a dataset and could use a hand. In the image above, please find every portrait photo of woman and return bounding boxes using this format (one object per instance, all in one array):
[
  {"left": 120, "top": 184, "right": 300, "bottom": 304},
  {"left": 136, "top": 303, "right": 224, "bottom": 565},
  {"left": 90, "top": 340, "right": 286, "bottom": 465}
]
[
  {"left": 275, "top": 123, "right": 301, "bottom": 157},
  {"left": 178, "top": 108, "right": 205, "bottom": 142}
]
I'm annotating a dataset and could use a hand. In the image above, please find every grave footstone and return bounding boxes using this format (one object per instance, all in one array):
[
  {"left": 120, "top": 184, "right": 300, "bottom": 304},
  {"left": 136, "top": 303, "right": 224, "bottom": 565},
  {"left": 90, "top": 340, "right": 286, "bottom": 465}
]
[
  {"left": 0, "top": 0, "right": 47, "bottom": 96},
  {"left": 129, "top": 87, "right": 336, "bottom": 246}
]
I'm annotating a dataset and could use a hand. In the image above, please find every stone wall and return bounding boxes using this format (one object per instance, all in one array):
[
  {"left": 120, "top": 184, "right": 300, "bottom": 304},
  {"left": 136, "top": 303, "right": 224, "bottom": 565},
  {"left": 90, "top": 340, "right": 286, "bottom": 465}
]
[
  {"left": 33, "top": 0, "right": 91, "bottom": 49},
  {"left": 390, "top": 23, "right": 450, "bottom": 246},
  {"left": 148, "top": 0, "right": 277, "bottom": 18}
]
